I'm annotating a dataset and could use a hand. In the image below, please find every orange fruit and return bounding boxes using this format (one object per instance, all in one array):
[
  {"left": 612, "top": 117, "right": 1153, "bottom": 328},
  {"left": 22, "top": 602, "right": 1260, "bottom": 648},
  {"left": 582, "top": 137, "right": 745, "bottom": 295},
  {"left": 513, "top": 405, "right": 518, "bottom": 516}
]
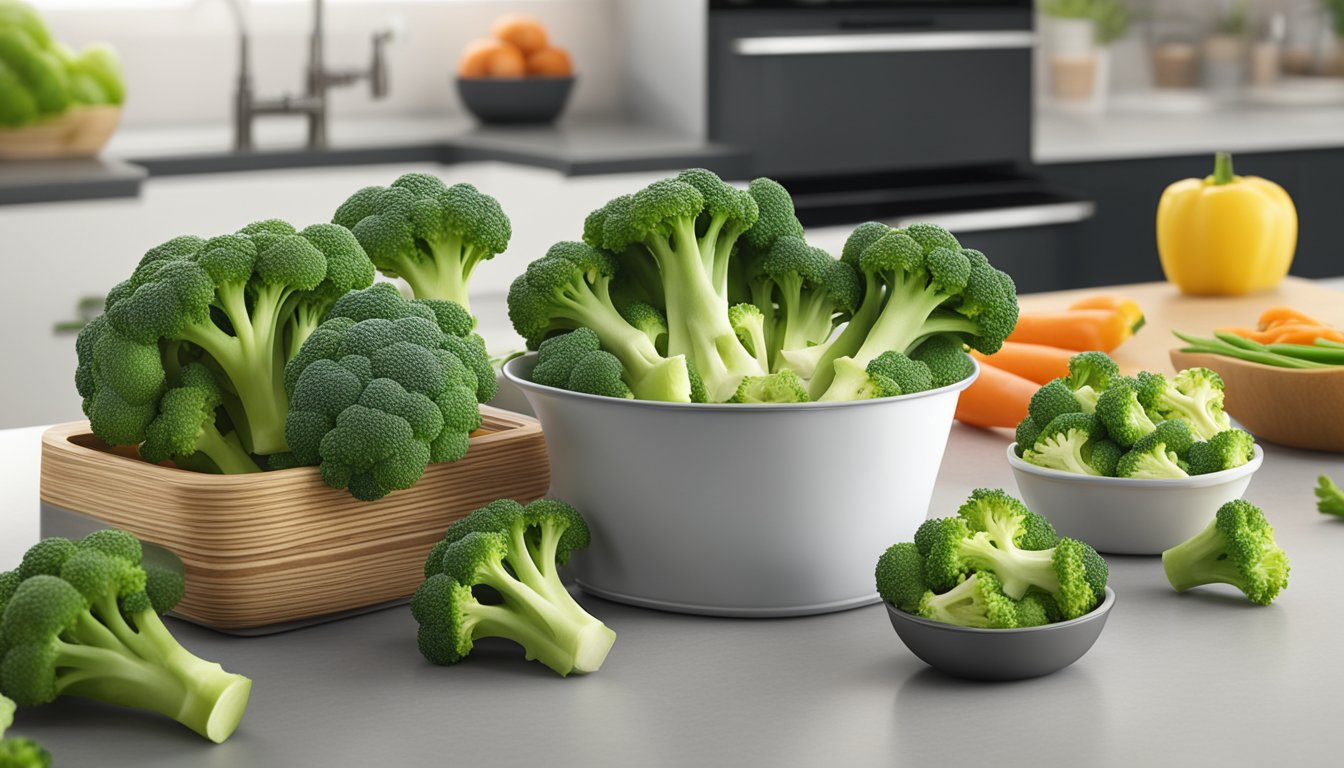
[
  {"left": 492, "top": 14, "right": 549, "bottom": 55},
  {"left": 526, "top": 46, "right": 573, "bottom": 77}
]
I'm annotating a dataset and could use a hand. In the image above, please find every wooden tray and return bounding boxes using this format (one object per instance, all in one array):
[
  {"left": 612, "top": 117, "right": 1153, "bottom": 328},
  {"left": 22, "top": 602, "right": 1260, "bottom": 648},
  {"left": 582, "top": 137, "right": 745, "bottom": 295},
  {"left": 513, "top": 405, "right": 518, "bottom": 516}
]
[
  {"left": 39, "top": 407, "right": 551, "bottom": 631},
  {"left": 0, "top": 105, "right": 121, "bottom": 159}
]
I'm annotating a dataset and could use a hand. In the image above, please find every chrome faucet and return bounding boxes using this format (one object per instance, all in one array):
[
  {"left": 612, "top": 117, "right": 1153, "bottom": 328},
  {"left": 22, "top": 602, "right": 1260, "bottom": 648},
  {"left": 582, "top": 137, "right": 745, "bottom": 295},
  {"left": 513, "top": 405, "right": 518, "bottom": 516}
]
[{"left": 226, "top": 0, "right": 391, "bottom": 150}]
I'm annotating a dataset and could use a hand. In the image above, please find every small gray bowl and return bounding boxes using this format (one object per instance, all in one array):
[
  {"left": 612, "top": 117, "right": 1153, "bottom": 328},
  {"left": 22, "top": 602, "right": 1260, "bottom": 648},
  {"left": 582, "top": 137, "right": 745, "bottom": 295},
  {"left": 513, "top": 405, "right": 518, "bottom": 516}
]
[
  {"left": 885, "top": 587, "right": 1115, "bottom": 681},
  {"left": 456, "top": 76, "right": 575, "bottom": 125}
]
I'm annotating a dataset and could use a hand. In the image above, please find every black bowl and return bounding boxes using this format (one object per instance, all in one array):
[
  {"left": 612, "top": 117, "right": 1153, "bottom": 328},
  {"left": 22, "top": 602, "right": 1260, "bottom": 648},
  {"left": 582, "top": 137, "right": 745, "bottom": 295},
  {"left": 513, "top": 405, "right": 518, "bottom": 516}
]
[{"left": 456, "top": 76, "right": 575, "bottom": 125}]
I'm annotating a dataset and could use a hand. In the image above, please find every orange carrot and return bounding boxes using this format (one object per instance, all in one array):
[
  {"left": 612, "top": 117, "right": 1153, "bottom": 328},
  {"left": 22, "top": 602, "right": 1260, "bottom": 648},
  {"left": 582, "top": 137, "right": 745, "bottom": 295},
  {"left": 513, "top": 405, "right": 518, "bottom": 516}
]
[
  {"left": 1257, "top": 306, "right": 1324, "bottom": 331},
  {"left": 970, "top": 341, "right": 1073, "bottom": 385},
  {"left": 1006, "top": 309, "right": 1131, "bottom": 352},
  {"left": 955, "top": 363, "right": 1037, "bottom": 429},
  {"left": 1068, "top": 296, "right": 1146, "bottom": 334},
  {"left": 1220, "top": 323, "right": 1344, "bottom": 344}
]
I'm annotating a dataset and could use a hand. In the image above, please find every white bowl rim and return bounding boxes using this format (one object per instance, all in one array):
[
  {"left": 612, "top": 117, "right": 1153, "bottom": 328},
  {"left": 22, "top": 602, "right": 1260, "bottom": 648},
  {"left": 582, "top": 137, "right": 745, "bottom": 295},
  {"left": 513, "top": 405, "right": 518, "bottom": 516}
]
[
  {"left": 1006, "top": 442, "right": 1263, "bottom": 487},
  {"left": 885, "top": 586, "right": 1116, "bottom": 635},
  {"left": 503, "top": 352, "right": 979, "bottom": 412}
]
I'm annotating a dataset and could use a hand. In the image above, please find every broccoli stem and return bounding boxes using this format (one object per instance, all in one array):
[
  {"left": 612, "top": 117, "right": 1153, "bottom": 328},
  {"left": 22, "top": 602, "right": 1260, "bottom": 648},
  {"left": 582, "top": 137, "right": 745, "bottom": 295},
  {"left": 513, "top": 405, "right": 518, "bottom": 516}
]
[
  {"left": 391, "top": 234, "right": 476, "bottom": 311},
  {"left": 1162, "top": 519, "right": 1238, "bottom": 593},
  {"left": 469, "top": 601, "right": 614, "bottom": 676},
  {"left": 807, "top": 272, "right": 885, "bottom": 399},
  {"left": 194, "top": 425, "right": 261, "bottom": 475},
  {"left": 959, "top": 536, "right": 1057, "bottom": 599},
  {"left": 54, "top": 610, "right": 251, "bottom": 743}
]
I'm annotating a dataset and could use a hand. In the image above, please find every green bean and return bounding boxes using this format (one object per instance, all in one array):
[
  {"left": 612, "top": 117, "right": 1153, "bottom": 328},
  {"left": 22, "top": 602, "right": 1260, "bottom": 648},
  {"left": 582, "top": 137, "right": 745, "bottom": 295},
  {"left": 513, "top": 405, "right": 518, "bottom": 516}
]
[{"left": 1266, "top": 343, "right": 1344, "bottom": 365}]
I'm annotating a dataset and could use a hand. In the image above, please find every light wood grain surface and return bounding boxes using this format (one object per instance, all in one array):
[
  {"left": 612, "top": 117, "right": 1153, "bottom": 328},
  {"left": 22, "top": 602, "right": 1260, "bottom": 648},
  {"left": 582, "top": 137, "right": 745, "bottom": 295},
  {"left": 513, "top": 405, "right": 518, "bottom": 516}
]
[
  {"left": 1016, "top": 276, "right": 1344, "bottom": 375},
  {"left": 39, "top": 406, "right": 551, "bottom": 630}
]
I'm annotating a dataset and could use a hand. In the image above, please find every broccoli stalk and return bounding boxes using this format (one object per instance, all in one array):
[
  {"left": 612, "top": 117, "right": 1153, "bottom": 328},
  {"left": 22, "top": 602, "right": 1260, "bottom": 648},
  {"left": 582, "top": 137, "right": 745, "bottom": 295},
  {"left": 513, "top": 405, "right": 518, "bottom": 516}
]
[
  {"left": 413, "top": 499, "right": 616, "bottom": 676},
  {"left": 1161, "top": 500, "right": 1290, "bottom": 605},
  {"left": 1317, "top": 475, "right": 1344, "bottom": 517},
  {"left": 916, "top": 572, "right": 1020, "bottom": 628},
  {"left": 0, "top": 532, "right": 252, "bottom": 743},
  {"left": 1136, "top": 368, "right": 1231, "bottom": 441}
]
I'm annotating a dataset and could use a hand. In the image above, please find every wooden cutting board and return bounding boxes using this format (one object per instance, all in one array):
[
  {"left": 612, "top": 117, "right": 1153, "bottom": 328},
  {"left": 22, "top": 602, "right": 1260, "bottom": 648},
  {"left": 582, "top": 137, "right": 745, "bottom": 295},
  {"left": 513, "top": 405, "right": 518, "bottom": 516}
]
[{"left": 1016, "top": 276, "right": 1344, "bottom": 375}]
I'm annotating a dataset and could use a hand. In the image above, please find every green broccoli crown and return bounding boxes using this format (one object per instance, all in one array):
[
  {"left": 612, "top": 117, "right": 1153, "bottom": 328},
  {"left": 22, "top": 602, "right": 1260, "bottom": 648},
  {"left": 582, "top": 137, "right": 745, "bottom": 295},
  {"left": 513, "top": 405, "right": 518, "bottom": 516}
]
[
  {"left": 332, "top": 174, "right": 510, "bottom": 310},
  {"left": 1095, "top": 377, "right": 1158, "bottom": 448},
  {"left": 1014, "top": 415, "right": 1041, "bottom": 457},
  {"left": 532, "top": 328, "right": 601, "bottom": 387},
  {"left": 1141, "top": 367, "right": 1231, "bottom": 440},
  {"left": 1116, "top": 439, "right": 1189, "bottom": 479},
  {"left": 1162, "top": 500, "right": 1290, "bottom": 605},
  {"left": 620, "top": 301, "right": 669, "bottom": 349},
  {"left": 677, "top": 168, "right": 759, "bottom": 235},
  {"left": 0, "top": 532, "right": 249, "bottom": 743},
  {"left": 866, "top": 351, "right": 934, "bottom": 396},
  {"left": 1317, "top": 475, "right": 1344, "bottom": 517},
  {"left": 943, "top": 519, "right": 1104, "bottom": 620},
  {"left": 910, "top": 335, "right": 975, "bottom": 388},
  {"left": 415, "top": 498, "right": 614, "bottom": 676},
  {"left": 1187, "top": 428, "right": 1255, "bottom": 475},
  {"left": 1088, "top": 439, "right": 1123, "bottom": 477},
  {"left": 840, "top": 221, "right": 890, "bottom": 267},
  {"left": 1029, "top": 379, "right": 1085, "bottom": 428},
  {"left": 1066, "top": 351, "right": 1119, "bottom": 393},
  {"left": 875, "top": 542, "right": 926, "bottom": 612},
  {"left": 728, "top": 371, "right": 809, "bottom": 404},
  {"left": 919, "top": 516, "right": 974, "bottom": 592},
  {"left": 956, "top": 488, "right": 1058, "bottom": 551},
  {"left": 916, "top": 572, "right": 1020, "bottom": 629},
  {"left": 283, "top": 285, "right": 488, "bottom": 501},
  {"left": 1025, "top": 412, "right": 1108, "bottom": 476},
  {"left": 1144, "top": 418, "right": 1195, "bottom": 457},
  {"left": 740, "top": 177, "right": 805, "bottom": 256}
]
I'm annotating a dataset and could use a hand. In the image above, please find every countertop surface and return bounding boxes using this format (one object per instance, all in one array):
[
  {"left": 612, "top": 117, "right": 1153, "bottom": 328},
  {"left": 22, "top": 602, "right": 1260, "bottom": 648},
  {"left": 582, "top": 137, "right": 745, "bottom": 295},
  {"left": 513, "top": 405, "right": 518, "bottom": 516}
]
[
  {"left": 2, "top": 282, "right": 1343, "bottom": 766},
  {"left": 1035, "top": 103, "right": 1344, "bottom": 164}
]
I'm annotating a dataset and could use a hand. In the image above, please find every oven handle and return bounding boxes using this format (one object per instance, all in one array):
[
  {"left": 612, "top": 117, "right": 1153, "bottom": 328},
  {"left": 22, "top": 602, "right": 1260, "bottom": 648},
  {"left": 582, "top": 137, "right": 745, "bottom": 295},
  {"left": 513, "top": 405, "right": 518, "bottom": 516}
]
[
  {"left": 733, "top": 30, "right": 1036, "bottom": 56},
  {"left": 886, "top": 201, "right": 1096, "bottom": 234}
]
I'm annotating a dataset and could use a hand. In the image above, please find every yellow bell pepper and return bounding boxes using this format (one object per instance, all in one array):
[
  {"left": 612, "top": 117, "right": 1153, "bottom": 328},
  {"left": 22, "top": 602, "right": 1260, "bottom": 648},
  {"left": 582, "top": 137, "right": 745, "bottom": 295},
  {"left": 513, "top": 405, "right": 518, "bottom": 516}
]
[{"left": 1156, "top": 152, "right": 1297, "bottom": 296}]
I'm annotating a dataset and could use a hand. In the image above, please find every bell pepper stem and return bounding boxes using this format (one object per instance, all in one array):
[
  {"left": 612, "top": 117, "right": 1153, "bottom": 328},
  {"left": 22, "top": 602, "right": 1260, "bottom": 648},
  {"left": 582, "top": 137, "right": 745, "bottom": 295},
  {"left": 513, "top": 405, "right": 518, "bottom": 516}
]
[{"left": 1212, "top": 152, "right": 1235, "bottom": 185}]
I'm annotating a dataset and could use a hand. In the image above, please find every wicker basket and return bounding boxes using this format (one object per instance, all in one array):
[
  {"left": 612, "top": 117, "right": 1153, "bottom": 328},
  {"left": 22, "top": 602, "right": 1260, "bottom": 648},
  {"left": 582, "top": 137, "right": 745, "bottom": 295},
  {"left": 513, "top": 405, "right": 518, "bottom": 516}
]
[
  {"left": 39, "top": 407, "right": 551, "bottom": 632},
  {"left": 0, "top": 105, "right": 121, "bottom": 160}
]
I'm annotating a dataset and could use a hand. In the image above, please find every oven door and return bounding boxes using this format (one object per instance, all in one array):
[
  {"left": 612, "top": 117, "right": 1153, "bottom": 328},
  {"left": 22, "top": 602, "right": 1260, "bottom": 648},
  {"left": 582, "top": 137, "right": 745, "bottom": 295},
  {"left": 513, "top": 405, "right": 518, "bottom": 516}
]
[{"left": 709, "top": 4, "right": 1035, "bottom": 177}]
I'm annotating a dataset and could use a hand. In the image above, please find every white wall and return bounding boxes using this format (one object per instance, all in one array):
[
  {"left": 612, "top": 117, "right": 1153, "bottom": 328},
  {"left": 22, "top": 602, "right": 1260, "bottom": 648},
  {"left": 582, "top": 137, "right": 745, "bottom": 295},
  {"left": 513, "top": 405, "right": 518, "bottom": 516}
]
[
  {"left": 35, "top": 0, "right": 628, "bottom": 127},
  {"left": 619, "top": 0, "right": 706, "bottom": 140}
]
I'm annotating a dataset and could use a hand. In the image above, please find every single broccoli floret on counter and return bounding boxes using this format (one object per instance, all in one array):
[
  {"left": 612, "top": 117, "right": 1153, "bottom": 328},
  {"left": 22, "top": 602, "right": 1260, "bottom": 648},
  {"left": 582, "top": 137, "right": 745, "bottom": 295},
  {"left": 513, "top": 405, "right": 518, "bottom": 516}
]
[
  {"left": 1023, "top": 412, "right": 1111, "bottom": 477},
  {"left": 1317, "top": 475, "right": 1344, "bottom": 518},
  {"left": 1, "top": 690, "right": 50, "bottom": 768},
  {"left": 1095, "top": 377, "right": 1158, "bottom": 447},
  {"left": 1187, "top": 428, "right": 1255, "bottom": 475},
  {"left": 333, "top": 173, "right": 511, "bottom": 314},
  {"left": 916, "top": 572, "right": 1020, "bottom": 629},
  {"left": 1162, "top": 500, "right": 1289, "bottom": 605},
  {"left": 812, "top": 225, "right": 1018, "bottom": 401},
  {"left": 413, "top": 499, "right": 616, "bottom": 676},
  {"left": 282, "top": 284, "right": 489, "bottom": 500},
  {"left": 1063, "top": 351, "right": 1120, "bottom": 411},
  {"left": 875, "top": 542, "right": 926, "bottom": 613},
  {"left": 1135, "top": 368, "right": 1231, "bottom": 441},
  {"left": 0, "top": 531, "right": 252, "bottom": 743}
]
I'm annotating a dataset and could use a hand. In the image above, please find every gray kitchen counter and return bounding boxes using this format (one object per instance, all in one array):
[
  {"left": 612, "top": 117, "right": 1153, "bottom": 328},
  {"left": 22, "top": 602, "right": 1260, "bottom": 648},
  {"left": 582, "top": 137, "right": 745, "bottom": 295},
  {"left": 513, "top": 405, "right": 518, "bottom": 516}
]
[{"left": 1, "top": 414, "right": 1341, "bottom": 766}]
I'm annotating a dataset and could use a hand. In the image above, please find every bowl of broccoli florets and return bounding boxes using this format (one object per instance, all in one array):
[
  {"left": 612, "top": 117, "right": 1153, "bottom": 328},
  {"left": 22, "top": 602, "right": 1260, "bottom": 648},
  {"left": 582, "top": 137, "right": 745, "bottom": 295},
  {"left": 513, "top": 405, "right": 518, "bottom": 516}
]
[
  {"left": 877, "top": 489, "right": 1115, "bottom": 681},
  {"left": 501, "top": 170, "right": 1022, "bottom": 616},
  {"left": 1007, "top": 354, "right": 1263, "bottom": 555}
]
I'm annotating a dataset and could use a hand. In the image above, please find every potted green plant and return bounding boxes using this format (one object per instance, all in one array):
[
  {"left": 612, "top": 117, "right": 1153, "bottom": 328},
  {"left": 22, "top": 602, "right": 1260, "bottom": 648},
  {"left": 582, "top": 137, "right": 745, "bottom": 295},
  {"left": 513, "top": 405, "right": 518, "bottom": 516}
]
[{"left": 1040, "top": 0, "right": 1132, "bottom": 110}]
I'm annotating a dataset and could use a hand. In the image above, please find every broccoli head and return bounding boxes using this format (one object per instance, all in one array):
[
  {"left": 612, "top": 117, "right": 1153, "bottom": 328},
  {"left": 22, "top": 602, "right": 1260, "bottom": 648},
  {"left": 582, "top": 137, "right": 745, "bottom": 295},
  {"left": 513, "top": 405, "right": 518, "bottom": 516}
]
[
  {"left": 0, "top": 531, "right": 251, "bottom": 743},
  {"left": 1095, "top": 377, "right": 1158, "bottom": 447},
  {"left": 413, "top": 498, "right": 616, "bottom": 676},
  {"left": 956, "top": 487, "right": 1058, "bottom": 551},
  {"left": 916, "top": 572, "right": 1021, "bottom": 629},
  {"left": 530, "top": 328, "right": 633, "bottom": 399},
  {"left": 1136, "top": 368, "right": 1231, "bottom": 441},
  {"left": 1162, "top": 500, "right": 1290, "bottom": 605},
  {"left": 1186, "top": 428, "right": 1255, "bottom": 475},
  {"left": 1064, "top": 351, "right": 1119, "bottom": 410},
  {"left": 282, "top": 284, "right": 491, "bottom": 500},
  {"left": 333, "top": 174, "right": 511, "bottom": 315},
  {"left": 1023, "top": 412, "right": 1112, "bottom": 477},
  {"left": 875, "top": 542, "right": 926, "bottom": 613}
]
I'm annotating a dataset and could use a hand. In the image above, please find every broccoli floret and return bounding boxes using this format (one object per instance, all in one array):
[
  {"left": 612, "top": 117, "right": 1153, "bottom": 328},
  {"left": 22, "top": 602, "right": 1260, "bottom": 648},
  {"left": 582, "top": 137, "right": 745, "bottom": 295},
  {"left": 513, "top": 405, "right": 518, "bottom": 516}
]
[
  {"left": 1162, "top": 500, "right": 1290, "bottom": 605},
  {"left": 915, "top": 572, "right": 1020, "bottom": 629},
  {"left": 1095, "top": 377, "right": 1157, "bottom": 447},
  {"left": 728, "top": 371, "right": 809, "bottom": 404},
  {"left": 413, "top": 499, "right": 616, "bottom": 676},
  {"left": 1064, "top": 351, "right": 1119, "bottom": 410},
  {"left": 956, "top": 487, "right": 1058, "bottom": 551},
  {"left": 0, "top": 690, "right": 51, "bottom": 768},
  {"left": 813, "top": 224, "right": 1018, "bottom": 401},
  {"left": 529, "top": 328, "right": 634, "bottom": 399},
  {"left": 1317, "top": 475, "right": 1344, "bottom": 517},
  {"left": 1014, "top": 416, "right": 1041, "bottom": 458},
  {"left": 139, "top": 363, "right": 259, "bottom": 474},
  {"left": 1116, "top": 433, "right": 1190, "bottom": 479},
  {"left": 1014, "top": 594, "right": 1051, "bottom": 628},
  {"left": 1136, "top": 368, "right": 1231, "bottom": 441},
  {"left": 1028, "top": 379, "right": 1084, "bottom": 429},
  {"left": 333, "top": 174, "right": 510, "bottom": 314},
  {"left": 1089, "top": 439, "right": 1123, "bottom": 477},
  {"left": 875, "top": 542, "right": 926, "bottom": 612},
  {"left": 910, "top": 334, "right": 976, "bottom": 388},
  {"left": 1187, "top": 429, "right": 1255, "bottom": 475},
  {"left": 763, "top": 236, "right": 859, "bottom": 376},
  {"left": 822, "top": 350, "right": 933, "bottom": 402},
  {"left": 728, "top": 303, "right": 770, "bottom": 372},
  {"left": 620, "top": 301, "right": 669, "bottom": 353},
  {"left": 1023, "top": 412, "right": 1110, "bottom": 476},
  {"left": 282, "top": 284, "right": 488, "bottom": 500},
  {"left": 508, "top": 241, "right": 693, "bottom": 402},
  {"left": 0, "top": 532, "right": 251, "bottom": 742}
]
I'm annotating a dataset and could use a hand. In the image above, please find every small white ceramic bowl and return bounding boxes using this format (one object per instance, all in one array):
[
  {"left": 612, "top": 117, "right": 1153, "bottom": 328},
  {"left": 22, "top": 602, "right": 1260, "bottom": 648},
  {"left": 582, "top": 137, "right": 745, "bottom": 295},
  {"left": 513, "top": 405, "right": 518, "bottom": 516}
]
[{"left": 1007, "top": 443, "right": 1263, "bottom": 556}]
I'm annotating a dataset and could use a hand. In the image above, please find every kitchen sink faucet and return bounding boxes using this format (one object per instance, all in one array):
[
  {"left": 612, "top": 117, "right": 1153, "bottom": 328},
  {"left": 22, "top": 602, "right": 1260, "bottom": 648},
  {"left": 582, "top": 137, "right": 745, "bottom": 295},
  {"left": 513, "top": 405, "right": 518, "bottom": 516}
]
[{"left": 225, "top": 0, "right": 391, "bottom": 150}]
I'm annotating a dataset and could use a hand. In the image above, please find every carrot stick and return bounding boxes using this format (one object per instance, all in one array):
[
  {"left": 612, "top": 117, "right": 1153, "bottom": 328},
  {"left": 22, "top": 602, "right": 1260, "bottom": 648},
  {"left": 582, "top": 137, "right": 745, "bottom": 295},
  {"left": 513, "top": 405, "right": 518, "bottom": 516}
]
[
  {"left": 1067, "top": 296, "right": 1146, "bottom": 334},
  {"left": 1006, "top": 309, "right": 1131, "bottom": 352},
  {"left": 955, "top": 363, "right": 1038, "bottom": 429},
  {"left": 970, "top": 341, "right": 1074, "bottom": 385},
  {"left": 1265, "top": 327, "right": 1344, "bottom": 345},
  {"left": 1257, "top": 306, "right": 1325, "bottom": 331}
]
